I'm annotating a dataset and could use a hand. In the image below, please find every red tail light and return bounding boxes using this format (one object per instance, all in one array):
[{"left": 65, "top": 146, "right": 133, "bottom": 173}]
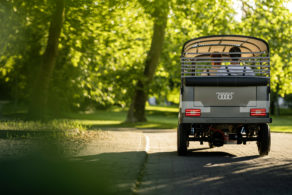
[
  {"left": 185, "top": 109, "right": 201, "bottom": 117},
  {"left": 250, "top": 108, "right": 266, "bottom": 116}
]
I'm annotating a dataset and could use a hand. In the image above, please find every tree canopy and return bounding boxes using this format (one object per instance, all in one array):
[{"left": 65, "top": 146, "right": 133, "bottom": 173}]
[{"left": 0, "top": 0, "right": 291, "bottom": 119}]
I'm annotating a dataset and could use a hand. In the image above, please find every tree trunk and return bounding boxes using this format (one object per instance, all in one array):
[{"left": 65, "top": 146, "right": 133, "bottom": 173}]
[
  {"left": 28, "top": 0, "right": 65, "bottom": 120},
  {"left": 126, "top": 1, "right": 169, "bottom": 122}
]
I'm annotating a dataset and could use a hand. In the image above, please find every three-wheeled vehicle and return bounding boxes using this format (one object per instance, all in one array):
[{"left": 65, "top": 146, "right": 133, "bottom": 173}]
[{"left": 178, "top": 35, "right": 272, "bottom": 156}]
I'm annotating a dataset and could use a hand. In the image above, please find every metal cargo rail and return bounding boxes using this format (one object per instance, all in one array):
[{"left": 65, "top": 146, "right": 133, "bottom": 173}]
[{"left": 181, "top": 51, "right": 270, "bottom": 78}]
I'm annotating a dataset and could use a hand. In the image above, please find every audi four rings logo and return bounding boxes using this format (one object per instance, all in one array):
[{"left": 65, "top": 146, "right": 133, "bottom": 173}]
[{"left": 216, "top": 92, "right": 234, "bottom": 100}]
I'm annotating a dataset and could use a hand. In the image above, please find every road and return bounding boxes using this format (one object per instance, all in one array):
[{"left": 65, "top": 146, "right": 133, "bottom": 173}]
[
  {"left": 78, "top": 129, "right": 292, "bottom": 194},
  {"left": 0, "top": 129, "right": 291, "bottom": 194},
  {"left": 138, "top": 130, "right": 292, "bottom": 194}
]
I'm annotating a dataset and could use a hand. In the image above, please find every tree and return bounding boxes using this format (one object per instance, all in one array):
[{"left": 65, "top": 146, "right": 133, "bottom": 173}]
[
  {"left": 0, "top": 0, "right": 52, "bottom": 106},
  {"left": 127, "top": 0, "right": 236, "bottom": 122},
  {"left": 28, "top": 0, "right": 65, "bottom": 119},
  {"left": 0, "top": 0, "right": 291, "bottom": 119},
  {"left": 1, "top": 0, "right": 153, "bottom": 114},
  {"left": 238, "top": 0, "right": 292, "bottom": 114},
  {"left": 49, "top": 0, "right": 153, "bottom": 112},
  {"left": 157, "top": 0, "right": 235, "bottom": 104},
  {"left": 126, "top": 0, "right": 170, "bottom": 122}
]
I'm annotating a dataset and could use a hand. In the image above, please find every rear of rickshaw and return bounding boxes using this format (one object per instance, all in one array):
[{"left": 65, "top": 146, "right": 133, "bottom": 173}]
[{"left": 178, "top": 35, "right": 272, "bottom": 156}]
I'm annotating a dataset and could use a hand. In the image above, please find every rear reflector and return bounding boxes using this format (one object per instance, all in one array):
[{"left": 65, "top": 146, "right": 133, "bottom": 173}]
[
  {"left": 185, "top": 109, "right": 201, "bottom": 117},
  {"left": 250, "top": 108, "right": 266, "bottom": 116}
]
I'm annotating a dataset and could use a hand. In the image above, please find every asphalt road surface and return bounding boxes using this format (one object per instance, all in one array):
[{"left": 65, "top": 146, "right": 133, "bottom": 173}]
[
  {"left": 138, "top": 130, "right": 292, "bottom": 195},
  {"left": 0, "top": 129, "right": 291, "bottom": 194},
  {"left": 79, "top": 129, "right": 292, "bottom": 194}
]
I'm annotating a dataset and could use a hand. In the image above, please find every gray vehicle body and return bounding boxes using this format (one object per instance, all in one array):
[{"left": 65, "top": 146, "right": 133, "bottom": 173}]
[
  {"left": 177, "top": 35, "right": 272, "bottom": 156},
  {"left": 180, "top": 85, "right": 270, "bottom": 123}
]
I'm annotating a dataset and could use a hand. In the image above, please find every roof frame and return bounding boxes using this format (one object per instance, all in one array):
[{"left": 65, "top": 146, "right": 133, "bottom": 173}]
[{"left": 181, "top": 35, "right": 269, "bottom": 57}]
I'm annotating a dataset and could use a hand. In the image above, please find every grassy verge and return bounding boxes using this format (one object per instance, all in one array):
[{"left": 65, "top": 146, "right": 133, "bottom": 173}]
[
  {"left": 269, "top": 115, "right": 292, "bottom": 133},
  {"left": 0, "top": 105, "right": 291, "bottom": 132},
  {"left": 64, "top": 105, "right": 178, "bottom": 129},
  {"left": 0, "top": 120, "right": 85, "bottom": 131},
  {"left": 65, "top": 106, "right": 292, "bottom": 133}
]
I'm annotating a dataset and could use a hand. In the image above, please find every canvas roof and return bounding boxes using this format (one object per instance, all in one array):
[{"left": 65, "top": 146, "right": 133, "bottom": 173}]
[{"left": 182, "top": 35, "right": 269, "bottom": 58}]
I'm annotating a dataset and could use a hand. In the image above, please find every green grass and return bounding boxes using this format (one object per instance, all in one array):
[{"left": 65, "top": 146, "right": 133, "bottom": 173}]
[
  {"left": 0, "top": 105, "right": 291, "bottom": 133},
  {"left": 65, "top": 105, "right": 178, "bottom": 129},
  {"left": 269, "top": 115, "right": 292, "bottom": 133},
  {"left": 65, "top": 106, "right": 292, "bottom": 132},
  {"left": 0, "top": 120, "right": 85, "bottom": 131},
  {"left": 65, "top": 105, "right": 292, "bottom": 133}
]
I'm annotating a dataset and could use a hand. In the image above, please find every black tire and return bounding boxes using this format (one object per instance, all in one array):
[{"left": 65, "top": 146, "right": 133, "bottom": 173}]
[
  {"left": 208, "top": 142, "right": 214, "bottom": 148},
  {"left": 177, "top": 123, "right": 188, "bottom": 156},
  {"left": 257, "top": 123, "right": 271, "bottom": 156}
]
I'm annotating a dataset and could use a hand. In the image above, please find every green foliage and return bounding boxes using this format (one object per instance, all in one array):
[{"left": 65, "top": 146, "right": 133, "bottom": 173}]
[
  {"left": 50, "top": 0, "right": 153, "bottom": 111},
  {"left": 237, "top": 0, "right": 292, "bottom": 96},
  {"left": 0, "top": 0, "right": 52, "bottom": 102},
  {"left": 155, "top": 0, "right": 235, "bottom": 102},
  {"left": 0, "top": 0, "right": 291, "bottom": 114}
]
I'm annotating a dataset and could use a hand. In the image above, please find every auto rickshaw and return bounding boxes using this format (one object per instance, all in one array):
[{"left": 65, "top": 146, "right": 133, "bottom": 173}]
[{"left": 178, "top": 35, "right": 271, "bottom": 156}]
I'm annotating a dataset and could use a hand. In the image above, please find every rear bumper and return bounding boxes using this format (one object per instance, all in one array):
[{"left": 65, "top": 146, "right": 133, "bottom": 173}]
[{"left": 181, "top": 117, "right": 272, "bottom": 124}]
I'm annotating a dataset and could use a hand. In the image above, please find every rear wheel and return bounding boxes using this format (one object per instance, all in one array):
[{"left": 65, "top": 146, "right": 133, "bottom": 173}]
[
  {"left": 177, "top": 123, "right": 189, "bottom": 156},
  {"left": 257, "top": 123, "right": 271, "bottom": 156},
  {"left": 208, "top": 142, "right": 214, "bottom": 148}
]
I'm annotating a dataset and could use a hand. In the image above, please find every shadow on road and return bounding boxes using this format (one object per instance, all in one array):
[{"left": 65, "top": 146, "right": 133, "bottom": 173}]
[
  {"left": 0, "top": 142, "right": 145, "bottom": 195},
  {"left": 188, "top": 147, "right": 236, "bottom": 157},
  {"left": 137, "top": 150, "right": 292, "bottom": 194},
  {"left": 1, "top": 145, "right": 292, "bottom": 195}
]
